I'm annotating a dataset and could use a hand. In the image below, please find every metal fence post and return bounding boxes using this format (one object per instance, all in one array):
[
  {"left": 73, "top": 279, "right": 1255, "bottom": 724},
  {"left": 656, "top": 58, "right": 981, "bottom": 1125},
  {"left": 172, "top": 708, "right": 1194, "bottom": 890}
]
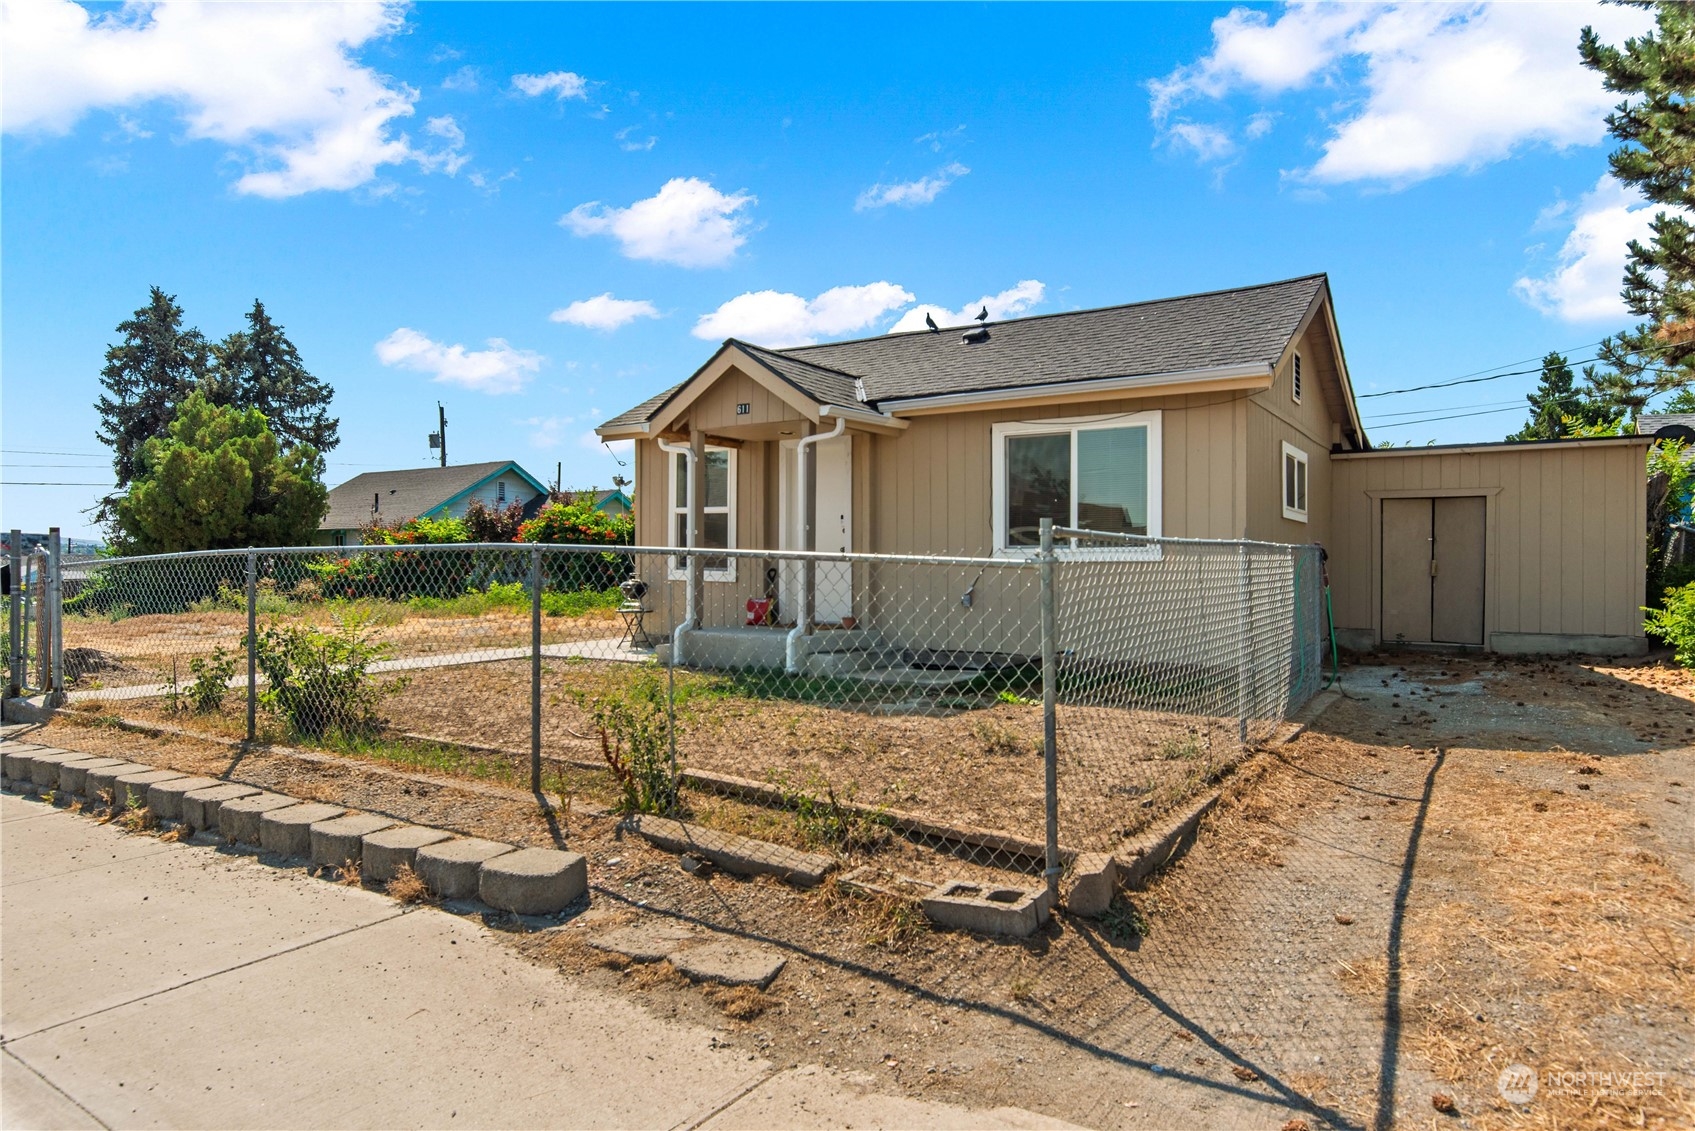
[
  {"left": 47, "top": 528, "right": 64, "bottom": 706},
  {"left": 246, "top": 549, "right": 258, "bottom": 742},
  {"left": 1237, "top": 543, "right": 1250, "bottom": 747},
  {"left": 7, "top": 529, "right": 21, "bottom": 699},
  {"left": 530, "top": 545, "right": 543, "bottom": 794},
  {"left": 1038, "top": 517, "right": 1061, "bottom": 905}
]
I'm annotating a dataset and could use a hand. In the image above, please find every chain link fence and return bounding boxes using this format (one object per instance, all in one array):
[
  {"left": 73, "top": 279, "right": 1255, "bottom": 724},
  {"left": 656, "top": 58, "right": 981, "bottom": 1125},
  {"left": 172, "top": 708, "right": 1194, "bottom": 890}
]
[{"left": 37, "top": 527, "right": 1324, "bottom": 891}]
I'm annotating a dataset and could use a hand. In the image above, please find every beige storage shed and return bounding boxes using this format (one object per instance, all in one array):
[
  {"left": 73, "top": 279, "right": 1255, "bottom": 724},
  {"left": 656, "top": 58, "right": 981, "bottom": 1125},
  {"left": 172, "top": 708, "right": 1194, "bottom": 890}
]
[{"left": 1327, "top": 436, "right": 1652, "bottom": 656}]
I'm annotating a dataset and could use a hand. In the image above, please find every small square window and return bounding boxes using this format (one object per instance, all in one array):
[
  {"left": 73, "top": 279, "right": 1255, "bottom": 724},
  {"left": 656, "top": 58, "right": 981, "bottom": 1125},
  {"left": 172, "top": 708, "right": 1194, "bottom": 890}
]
[{"left": 1281, "top": 441, "right": 1309, "bottom": 522}]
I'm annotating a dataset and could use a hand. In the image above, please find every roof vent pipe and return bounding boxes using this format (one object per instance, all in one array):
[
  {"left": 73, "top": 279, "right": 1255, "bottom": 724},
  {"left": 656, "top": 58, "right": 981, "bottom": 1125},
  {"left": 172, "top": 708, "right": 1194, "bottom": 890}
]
[{"left": 961, "top": 327, "right": 990, "bottom": 344}]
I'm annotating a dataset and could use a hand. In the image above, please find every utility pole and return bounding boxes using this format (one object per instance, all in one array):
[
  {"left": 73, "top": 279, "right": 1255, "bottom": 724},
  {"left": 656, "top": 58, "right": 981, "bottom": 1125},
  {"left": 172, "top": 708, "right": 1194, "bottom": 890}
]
[{"left": 437, "top": 402, "right": 448, "bottom": 467}]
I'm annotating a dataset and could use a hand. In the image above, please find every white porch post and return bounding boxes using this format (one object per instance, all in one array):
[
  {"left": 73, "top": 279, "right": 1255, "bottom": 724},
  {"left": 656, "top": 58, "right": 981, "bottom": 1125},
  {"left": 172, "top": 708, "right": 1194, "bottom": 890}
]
[{"left": 688, "top": 427, "right": 706, "bottom": 631}]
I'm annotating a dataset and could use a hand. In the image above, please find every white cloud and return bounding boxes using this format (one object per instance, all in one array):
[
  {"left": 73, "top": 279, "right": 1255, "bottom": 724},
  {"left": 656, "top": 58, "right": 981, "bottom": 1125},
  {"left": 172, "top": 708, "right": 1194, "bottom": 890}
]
[
  {"left": 563, "top": 177, "right": 755, "bottom": 268},
  {"left": 1165, "top": 123, "right": 1236, "bottom": 163},
  {"left": 693, "top": 283, "right": 915, "bottom": 348},
  {"left": 550, "top": 293, "right": 662, "bottom": 331},
  {"left": 887, "top": 280, "right": 1047, "bottom": 334},
  {"left": 1515, "top": 177, "right": 1671, "bottom": 324},
  {"left": 2, "top": 0, "right": 452, "bottom": 198},
  {"left": 375, "top": 328, "right": 543, "bottom": 395},
  {"left": 855, "top": 162, "right": 969, "bottom": 210},
  {"left": 441, "top": 66, "right": 480, "bottom": 93},
  {"left": 512, "top": 71, "right": 588, "bottom": 100},
  {"left": 414, "top": 115, "right": 467, "bottom": 175},
  {"left": 523, "top": 415, "right": 575, "bottom": 448},
  {"left": 1150, "top": 1, "right": 1655, "bottom": 187},
  {"left": 615, "top": 125, "right": 657, "bottom": 152}
]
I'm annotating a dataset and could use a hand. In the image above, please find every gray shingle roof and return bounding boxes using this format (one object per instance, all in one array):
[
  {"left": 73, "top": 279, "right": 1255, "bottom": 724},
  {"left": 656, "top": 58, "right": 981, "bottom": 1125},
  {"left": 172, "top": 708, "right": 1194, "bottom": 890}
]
[
  {"left": 1638, "top": 414, "right": 1695, "bottom": 436},
  {"left": 320, "top": 461, "right": 532, "bottom": 530},
  {"left": 601, "top": 274, "right": 1327, "bottom": 427}
]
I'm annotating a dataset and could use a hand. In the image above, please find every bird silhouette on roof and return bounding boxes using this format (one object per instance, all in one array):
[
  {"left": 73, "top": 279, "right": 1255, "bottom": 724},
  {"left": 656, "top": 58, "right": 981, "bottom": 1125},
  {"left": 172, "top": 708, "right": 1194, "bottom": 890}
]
[
  {"left": 975, "top": 305, "right": 989, "bottom": 323},
  {"left": 924, "top": 312, "right": 940, "bottom": 332}
]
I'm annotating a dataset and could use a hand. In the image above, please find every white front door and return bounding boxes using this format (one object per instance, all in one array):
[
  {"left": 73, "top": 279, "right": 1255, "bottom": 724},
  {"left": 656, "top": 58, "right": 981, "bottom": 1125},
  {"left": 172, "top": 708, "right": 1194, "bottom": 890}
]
[{"left": 779, "top": 434, "right": 853, "bottom": 624}]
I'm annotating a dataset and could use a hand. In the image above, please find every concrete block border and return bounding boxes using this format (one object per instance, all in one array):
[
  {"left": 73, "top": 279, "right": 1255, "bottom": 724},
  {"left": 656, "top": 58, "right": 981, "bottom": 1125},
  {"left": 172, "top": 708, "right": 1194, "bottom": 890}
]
[{"left": 0, "top": 738, "right": 590, "bottom": 919}]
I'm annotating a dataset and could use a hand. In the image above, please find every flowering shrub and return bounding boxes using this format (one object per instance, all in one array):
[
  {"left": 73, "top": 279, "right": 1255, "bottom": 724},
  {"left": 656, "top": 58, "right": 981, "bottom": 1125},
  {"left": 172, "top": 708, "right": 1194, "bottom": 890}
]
[
  {"left": 519, "top": 497, "right": 635, "bottom": 591},
  {"left": 518, "top": 497, "right": 634, "bottom": 545},
  {"left": 359, "top": 515, "right": 470, "bottom": 545}
]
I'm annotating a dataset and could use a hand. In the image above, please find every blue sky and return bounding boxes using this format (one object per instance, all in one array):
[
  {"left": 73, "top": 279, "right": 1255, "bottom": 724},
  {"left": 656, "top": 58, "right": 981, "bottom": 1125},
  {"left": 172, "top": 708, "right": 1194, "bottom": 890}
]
[{"left": 1, "top": 1, "right": 1662, "bottom": 541}]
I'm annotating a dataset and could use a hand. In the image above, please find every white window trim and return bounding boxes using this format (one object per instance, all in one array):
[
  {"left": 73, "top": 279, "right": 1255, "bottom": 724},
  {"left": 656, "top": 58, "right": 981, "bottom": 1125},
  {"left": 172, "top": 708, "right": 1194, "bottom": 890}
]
[
  {"left": 990, "top": 411, "right": 1163, "bottom": 559},
  {"left": 667, "top": 445, "right": 738, "bottom": 582},
  {"left": 1282, "top": 440, "right": 1309, "bottom": 523},
  {"left": 1292, "top": 352, "right": 1303, "bottom": 405}
]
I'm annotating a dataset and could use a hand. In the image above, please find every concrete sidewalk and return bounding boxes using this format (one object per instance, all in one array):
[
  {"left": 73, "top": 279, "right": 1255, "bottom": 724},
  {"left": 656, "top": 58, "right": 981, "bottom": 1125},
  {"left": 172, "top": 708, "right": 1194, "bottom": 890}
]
[{"left": 0, "top": 793, "right": 1075, "bottom": 1130}]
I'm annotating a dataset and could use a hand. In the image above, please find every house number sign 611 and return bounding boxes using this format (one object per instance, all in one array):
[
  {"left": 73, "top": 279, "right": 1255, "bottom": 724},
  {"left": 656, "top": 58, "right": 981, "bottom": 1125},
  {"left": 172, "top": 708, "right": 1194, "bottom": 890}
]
[{"left": 736, "top": 403, "right": 751, "bottom": 415}]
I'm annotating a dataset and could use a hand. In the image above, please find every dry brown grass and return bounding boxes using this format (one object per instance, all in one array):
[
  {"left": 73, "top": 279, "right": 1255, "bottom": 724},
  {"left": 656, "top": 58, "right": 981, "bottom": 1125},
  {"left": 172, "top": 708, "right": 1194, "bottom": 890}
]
[
  {"left": 705, "top": 984, "right": 774, "bottom": 1021},
  {"left": 1330, "top": 757, "right": 1695, "bottom": 1130},
  {"left": 334, "top": 858, "right": 363, "bottom": 887},
  {"left": 624, "top": 960, "right": 689, "bottom": 992},
  {"left": 384, "top": 863, "right": 432, "bottom": 904}
]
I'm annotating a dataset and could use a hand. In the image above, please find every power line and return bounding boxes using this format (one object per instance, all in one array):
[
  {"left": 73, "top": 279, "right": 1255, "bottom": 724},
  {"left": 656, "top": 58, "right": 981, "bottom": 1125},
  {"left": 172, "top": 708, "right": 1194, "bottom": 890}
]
[
  {"left": 1358, "top": 355, "right": 1610, "bottom": 398},
  {"left": 1364, "top": 398, "right": 1526, "bottom": 421},
  {"left": 0, "top": 449, "right": 106, "bottom": 457},
  {"left": 0, "top": 463, "right": 113, "bottom": 469},
  {"left": 1371, "top": 405, "right": 1532, "bottom": 431},
  {"left": 0, "top": 481, "right": 111, "bottom": 486}
]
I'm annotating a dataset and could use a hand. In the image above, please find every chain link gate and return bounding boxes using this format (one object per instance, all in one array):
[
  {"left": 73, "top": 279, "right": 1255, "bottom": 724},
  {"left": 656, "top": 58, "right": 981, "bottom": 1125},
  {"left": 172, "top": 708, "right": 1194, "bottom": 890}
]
[{"left": 49, "top": 531, "right": 1325, "bottom": 891}]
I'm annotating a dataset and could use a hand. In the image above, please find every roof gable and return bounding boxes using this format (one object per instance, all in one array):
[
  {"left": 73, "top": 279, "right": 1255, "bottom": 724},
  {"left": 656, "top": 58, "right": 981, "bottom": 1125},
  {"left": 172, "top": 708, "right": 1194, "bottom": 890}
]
[{"left": 320, "top": 461, "right": 546, "bottom": 530}]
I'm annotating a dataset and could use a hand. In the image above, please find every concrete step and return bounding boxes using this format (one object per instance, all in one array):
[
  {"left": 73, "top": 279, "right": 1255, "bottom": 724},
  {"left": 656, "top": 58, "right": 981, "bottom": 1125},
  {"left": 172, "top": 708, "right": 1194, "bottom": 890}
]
[
  {"left": 113, "top": 769, "right": 188, "bottom": 811},
  {"left": 363, "top": 825, "right": 455, "bottom": 883},
  {"left": 309, "top": 813, "right": 397, "bottom": 869},
  {"left": 56, "top": 758, "right": 125, "bottom": 798},
  {"left": 415, "top": 837, "right": 514, "bottom": 900},
  {"left": 146, "top": 776, "right": 222, "bottom": 822},
  {"left": 182, "top": 784, "right": 263, "bottom": 832},
  {"left": 219, "top": 793, "right": 300, "bottom": 845},
  {"left": 83, "top": 763, "right": 153, "bottom": 806},
  {"left": 478, "top": 848, "right": 587, "bottom": 915},
  {"left": 259, "top": 803, "right": 347, "bottom": 859}
]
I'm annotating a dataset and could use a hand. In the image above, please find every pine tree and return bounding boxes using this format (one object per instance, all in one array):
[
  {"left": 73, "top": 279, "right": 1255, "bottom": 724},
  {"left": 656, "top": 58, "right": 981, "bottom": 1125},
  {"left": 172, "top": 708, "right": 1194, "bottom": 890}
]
[
  {"left": 1580, "top": 3, "right": 1695, "bottom": 396},
  {"left": 94, "top": 287, "right": 210, "bottom": 518},
  {"left": 1510, "top": 353, "right": 1583, "bottom": 440},
  {"left": 1662, "top": 386, "right": 1695, "bottom": 412},
  {"left": 210, "top": 300, "right": 340, "bottom": 454}
]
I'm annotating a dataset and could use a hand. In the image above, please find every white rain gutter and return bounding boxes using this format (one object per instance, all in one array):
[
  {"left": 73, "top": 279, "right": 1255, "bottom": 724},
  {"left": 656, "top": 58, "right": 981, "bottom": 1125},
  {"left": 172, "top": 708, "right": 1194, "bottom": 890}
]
[
  {"left": 656, "top": 436, "right": 697, "bottom": 666},
  {"left": 785, "top": 414, "right": 847, "bottom": 675}
]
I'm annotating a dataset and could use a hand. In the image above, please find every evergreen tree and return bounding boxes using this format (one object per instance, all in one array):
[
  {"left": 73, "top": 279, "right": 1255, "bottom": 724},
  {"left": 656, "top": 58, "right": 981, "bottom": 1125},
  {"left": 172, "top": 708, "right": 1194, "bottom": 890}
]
[
  {"left": 94, "top": 287, "right": 210, "bottom": 513},
  {"left": 1662, "top": 386, "right": 1695, "bottom": 412},
  {"left": 1510, "top": 353, "right": 1583, "bottom": 440},
  {"left": 112, "top": 390, "right": 327, "bottom": 554},
  {"left": 210, "top": 300, "right": 340, "bottom": 454},
  {"left": 1580, "top": 3, "right": 1695, "bottom": 396}
]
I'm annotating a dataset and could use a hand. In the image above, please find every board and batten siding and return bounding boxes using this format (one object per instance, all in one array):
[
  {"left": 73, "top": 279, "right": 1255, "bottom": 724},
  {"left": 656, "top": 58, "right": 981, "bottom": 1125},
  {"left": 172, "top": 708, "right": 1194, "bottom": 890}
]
[
  {"left": 1245, "top": 321, "right": 1343, "bottom": 547},
  {"left": 1328, "top": 441, "right": 1648, "bottom": 650},
  {"left": 865, "top": 389, "right": 1251, "bottom": 556}
]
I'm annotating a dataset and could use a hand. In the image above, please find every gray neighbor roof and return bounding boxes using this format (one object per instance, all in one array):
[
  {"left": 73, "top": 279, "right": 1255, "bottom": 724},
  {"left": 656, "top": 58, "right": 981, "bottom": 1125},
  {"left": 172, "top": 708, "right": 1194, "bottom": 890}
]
[
  {"left": 602, "top": 274, "right": 1328, "bottom": 429},
  {"left": 320, "top": 460, "right": 534, "bottom": 530},
  {"left": 1638, "top": 414, "right": 1695, "bottom": 436}
]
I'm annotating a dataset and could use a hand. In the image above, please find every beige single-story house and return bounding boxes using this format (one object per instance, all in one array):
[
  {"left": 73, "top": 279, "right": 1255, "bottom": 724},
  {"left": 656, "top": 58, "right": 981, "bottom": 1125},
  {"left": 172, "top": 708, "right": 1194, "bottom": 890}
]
[
  {"left": 317, "top": 460, "right": 549, "bottom": 546},
  {"left": 598, "top": 274, "right": 1650, "bottom": 661}
]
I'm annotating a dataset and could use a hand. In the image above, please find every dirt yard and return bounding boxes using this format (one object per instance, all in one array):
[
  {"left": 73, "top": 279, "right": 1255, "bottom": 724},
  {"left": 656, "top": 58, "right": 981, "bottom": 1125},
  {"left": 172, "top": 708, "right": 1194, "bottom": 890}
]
[{"left": 24, "top": 650, "right": 1694, "bottom": 1130}]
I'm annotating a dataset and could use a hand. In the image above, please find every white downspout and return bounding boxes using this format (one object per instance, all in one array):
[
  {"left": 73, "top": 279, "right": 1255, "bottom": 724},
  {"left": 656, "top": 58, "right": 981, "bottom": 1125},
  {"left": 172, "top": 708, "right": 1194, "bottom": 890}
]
[
  {"left": 785, "top": 413, "right": 847, "bottom": 675},
  {"left": 656, "top": 437, "right": 697, "bottom": 666}
]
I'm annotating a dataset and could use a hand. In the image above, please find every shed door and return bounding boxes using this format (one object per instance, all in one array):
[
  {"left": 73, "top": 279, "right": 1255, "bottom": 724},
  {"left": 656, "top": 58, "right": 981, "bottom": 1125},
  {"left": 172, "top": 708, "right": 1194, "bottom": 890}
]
[
  {"left": 1431, "top": 496, "right": 1486, "bottom": 645},
  {"left": 1380, "top": 497, "right": 1486, "bottom": 646}
]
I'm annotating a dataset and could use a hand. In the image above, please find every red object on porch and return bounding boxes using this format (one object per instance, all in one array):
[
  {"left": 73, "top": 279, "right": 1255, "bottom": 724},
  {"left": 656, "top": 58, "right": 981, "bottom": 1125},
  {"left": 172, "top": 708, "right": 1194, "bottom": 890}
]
[{"left": 746, "top": 597, "right": 774, "bottom": 626}]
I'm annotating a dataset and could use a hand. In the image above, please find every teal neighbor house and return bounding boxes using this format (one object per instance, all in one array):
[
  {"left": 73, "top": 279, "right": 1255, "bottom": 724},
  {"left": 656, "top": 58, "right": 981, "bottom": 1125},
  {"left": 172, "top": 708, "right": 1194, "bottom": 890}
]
[{"left": 316, "top": 461, "right": 550, "bottom": 546}]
